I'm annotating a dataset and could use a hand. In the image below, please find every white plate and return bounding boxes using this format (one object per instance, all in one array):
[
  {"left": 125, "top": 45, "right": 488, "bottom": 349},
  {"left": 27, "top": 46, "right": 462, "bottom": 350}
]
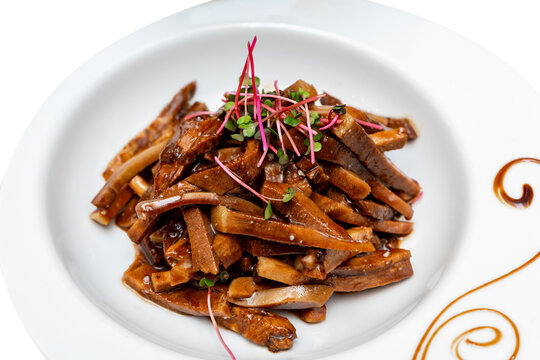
[{"left": 1, "top": 0, "right": 539, "bottom": 359}]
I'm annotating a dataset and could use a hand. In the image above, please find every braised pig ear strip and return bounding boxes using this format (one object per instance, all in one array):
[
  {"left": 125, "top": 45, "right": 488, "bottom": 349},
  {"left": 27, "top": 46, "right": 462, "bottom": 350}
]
[{"left": 91, "top": 36, "right": 422, "bottom": 355}]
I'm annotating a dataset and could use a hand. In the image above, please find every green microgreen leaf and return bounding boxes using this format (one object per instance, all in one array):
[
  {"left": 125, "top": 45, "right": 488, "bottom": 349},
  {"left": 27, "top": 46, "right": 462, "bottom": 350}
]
[
  {"left": 282, "top": 187, "right": 297, "bottom": 203},
  {"left": 199, "top": 278, "right": 215, "bottom": 288},
  {"left": 231, "top": 133, "right": 244, "bottom": 142},
  {"left": 290, "top": 90, "right": 298, "bottom": 102},
  {"left": 224, "top": 119, "right": 237, "bottom": 132},
  {"left": 278, "top": 149, "right": 289, "bottom": 165},
  {"left": 268, "top": 127, "right": 279, "bottom": 137},
  {"left": 313, "top": 130, "right": 322, "bottom": 142},
  {"left": 218, "top": 271, "right": 229, "bottom": 282},
  {"left": 310, "top": 112, "right": 320, "bottom": 125},
  {"left": 284, "top": 116, "right": 300, "bottom": 127},
  {"left": 291, "top": 109, "right": 298, "bottom": 117},
  {"left": 332, "top": 104, "right": 347, "bottom": 115},
  {"left": 243, "top": 124, "right": 256, "bottom": 138},
  {"left": 264, "top": 202, "right": 273, "bottom": 220},
  {"left": 263, "top": 99, "right": 274, "bottom": 107},
  {"left": 254, "top": 127, "right": 273, "bottom": 140},
  {"left": 240, "top": 76, "right": 260, "bottom": 88},
  {"left": 237, "top": 115, "right": 252, "bottom": 125},
  {"left": 304, "top": 141, "right": 322, "bottom": 155},
  {"left": 225, "top": 101, "right": 235, "bottom": 111},
  {"left": 299, "top": 88, "right": 310, "bottom": 99}
]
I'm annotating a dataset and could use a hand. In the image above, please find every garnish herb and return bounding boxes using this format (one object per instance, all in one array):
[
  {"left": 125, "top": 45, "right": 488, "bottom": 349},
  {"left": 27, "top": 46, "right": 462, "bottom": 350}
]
[
  {"left": 332, "top": 104, "right": 347, "bottom": 115},
  {"left": 199, "top": 277, "right": 215, "bottom": 288},
  {"left": 310, "top": 111, "right": 320, "bottom": 125},
  {"left": 243, "top": 124, "right": 256, "bottom": 137},
  {"left": 264, "top": 202, "right": 273, "bottom": 219},
  {"left": 218, "top": 271, "right": 230, "bottom": 282},
  {"left": 224, "top": 119, "right": 237, "bottom": 132},
  {"left": 240, "top": 75, "right": 260, "bottom": 87},
  {"left": 277, "top": 148, "right": 289, "bottom": 165},
  {"left": 225, "top": 101, "right": 235, "bottom": 111},
  {"left": 201, "top": 275, "right": 236, "bottom": 360},
  {"left": 282, "top": 187, "right": 296, "bottom": 203},
  {"left": 237, "top": 115, "right": 252, "bottom": 127},
  {"left": 283, "top": 115, "right": 300, "bottom": 127},
  {"left": 231, "top": 133, "right": 244, "bottom": 142}
]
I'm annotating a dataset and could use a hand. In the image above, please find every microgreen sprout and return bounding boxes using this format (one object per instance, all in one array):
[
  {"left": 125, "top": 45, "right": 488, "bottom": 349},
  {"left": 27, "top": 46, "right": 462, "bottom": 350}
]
[
  {"left": 282, "top": 187, "right": 296, "bottom": 203},
  {"left": 199, "top": 277, "right": 215, "bottom": 288},
  {"left": 218, "top": 271, "right": 230, "bottom": 282},
  {"left": 243, "top": 124, "right": 256, "bottom": 137},
  {"left": 200, "top": 277, "right": 236, "bottom": 360},
  {"left": 264, "top": 202, "right": 273, "bottom": 219},
  {"left": 332, "top": 104, "right": 347, "bottom": 115},
  {"left": 283, "top": 115, "right": 300, "bottom": 127},
  {"left": 224, "top": 119, "right": 237, "bottom": 132},
  {"left": 277, "top": 148, "right": 289, "bottom": 165},
  {"left": 310, "top": 111, "right": 321, "bottom": 125},
  {"left": 224, "top": 101, "right": 235, "bottom": 111},
  {"left": 231, "top": 133, "right": 244, "bottom": 142}
]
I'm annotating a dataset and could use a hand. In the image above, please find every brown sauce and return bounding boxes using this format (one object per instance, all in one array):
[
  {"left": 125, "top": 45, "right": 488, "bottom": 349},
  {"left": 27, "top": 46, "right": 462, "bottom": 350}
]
[
  {"left": 413, "top": 158, "right": 540, "bottom": 359},
  {"left": 493, "top": 157, "right": 540, "bottom": 208},
  {"left": 412, "top": 251, "right": 540, "bottom": 359}
]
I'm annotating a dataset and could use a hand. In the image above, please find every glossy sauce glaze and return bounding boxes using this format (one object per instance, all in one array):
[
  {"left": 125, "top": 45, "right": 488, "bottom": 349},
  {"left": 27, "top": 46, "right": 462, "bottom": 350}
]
[
  {"left": 413, "top": 158, "right": 540, "bottom": 359},
  {"left": 493, "top": 157, "right": 540, "bottom": 208}
]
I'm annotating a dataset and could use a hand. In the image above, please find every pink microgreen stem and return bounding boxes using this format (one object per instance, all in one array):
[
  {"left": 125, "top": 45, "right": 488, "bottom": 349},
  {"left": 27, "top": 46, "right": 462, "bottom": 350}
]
[
  {"left": 269, "top": 94, "right": 325, "bottom": 121},
  {"left": 268, "top": 144, "right": 278, "bottom": 154},
  {"left": 207, "top": 288, "right": 236, "bottom": 360},
  {"left": 274, "top": 80, "right": 282, "bottom": 110},
  {"left": 303, "top": 103, "right": 315, "bottom": 163},
  {"left": 217, "top": 105, "right": 236, "bottom": 134},
  {"left": 257, "top": 148, "right": 269, "bottom": 168},
  {"left": 247, "top": 38, "right": 268, "bottom": 151},
  {"left": 226, "top": 92, "right": 297, "bottom": 104},
  {"left": 355, "top": 118, "right": 383, "bottom": 130},
  {"left": 259, "top": 102, "right": 276, "bottom": 113},
  {"left": 234, "top": 39, "right": 257, "bottom": 118},
  {"left": 276, "top": 118, "right": 285, "bottom": 153},
  {"left": 318, "top": 114, "right": 339, "bottom": 131},
  {"left": 215, "top": 156, "right": 268, "bottom": 203},
  {"left": 278, "top": 121, "right": 301, "bottom": 156},
  {"left": 183, "top": 111, "right": 216, "bottom": 121},
  {"left": 298, "top": 123, "right": 318, "bottom": 135},
  {"left": 410, "top": 191, "right": 423, "bottom": 205}
]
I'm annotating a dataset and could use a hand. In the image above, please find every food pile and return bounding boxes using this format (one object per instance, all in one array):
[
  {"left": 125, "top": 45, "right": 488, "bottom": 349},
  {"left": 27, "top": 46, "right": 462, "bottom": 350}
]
[{"left": 91, "top": 36, "right": 421, "bottom": 355}]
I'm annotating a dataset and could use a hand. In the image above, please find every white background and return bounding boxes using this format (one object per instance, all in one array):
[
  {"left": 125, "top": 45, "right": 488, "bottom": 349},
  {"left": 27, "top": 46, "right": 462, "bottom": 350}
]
[{"left": 1, "top": 0, "right": 539, "bottom": 358}]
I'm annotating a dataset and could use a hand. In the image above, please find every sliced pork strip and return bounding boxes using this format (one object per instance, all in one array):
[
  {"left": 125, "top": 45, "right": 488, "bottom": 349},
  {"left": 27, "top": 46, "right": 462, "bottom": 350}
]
[
  {"left": 183, "top": 206, "right": 220, "bottom": 275},
  {"left": 153, "top": 116, "right": 223, "bottom": 194},
  {"left": 330, "top": 249, "right": 411, "bottom": 276},
  {"left": 216, "top": 306, "right": 297, "bottom": 352},
  {"left": 211, "top": 205, "right": 374, "bottom": 252},
  {"left": 330, "top": 112, "right": 420, "bottom": 196},
  {"left": 260, "top": 181, "right": 349, "bottom": 238},
  {"left": 122, "top": 259, "right": 230, "bottom": 317},
  {"left": 322, "top": 258, "right": 413, "bottom": 292},
  {"left": 228, "top": 284, "right": 334, "bottom": 310}
]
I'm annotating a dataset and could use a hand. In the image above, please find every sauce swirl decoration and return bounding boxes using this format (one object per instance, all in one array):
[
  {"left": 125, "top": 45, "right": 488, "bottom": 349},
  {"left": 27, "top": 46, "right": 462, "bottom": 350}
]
[
  {"left": 412, "top": 252, "right": 540, "bottom": 359},
  {"left": 413, "top": 158, "right": 540, "bottom": 359},
  {"left": 493, "top": 157, "right": 540, "bottom": 208}
]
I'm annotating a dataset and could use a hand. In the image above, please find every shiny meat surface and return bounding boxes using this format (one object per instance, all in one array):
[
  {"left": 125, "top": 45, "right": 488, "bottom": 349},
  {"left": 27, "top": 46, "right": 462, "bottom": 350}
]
[{"left": 217, "top": 306, "right": 297, "bottom": 352}]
